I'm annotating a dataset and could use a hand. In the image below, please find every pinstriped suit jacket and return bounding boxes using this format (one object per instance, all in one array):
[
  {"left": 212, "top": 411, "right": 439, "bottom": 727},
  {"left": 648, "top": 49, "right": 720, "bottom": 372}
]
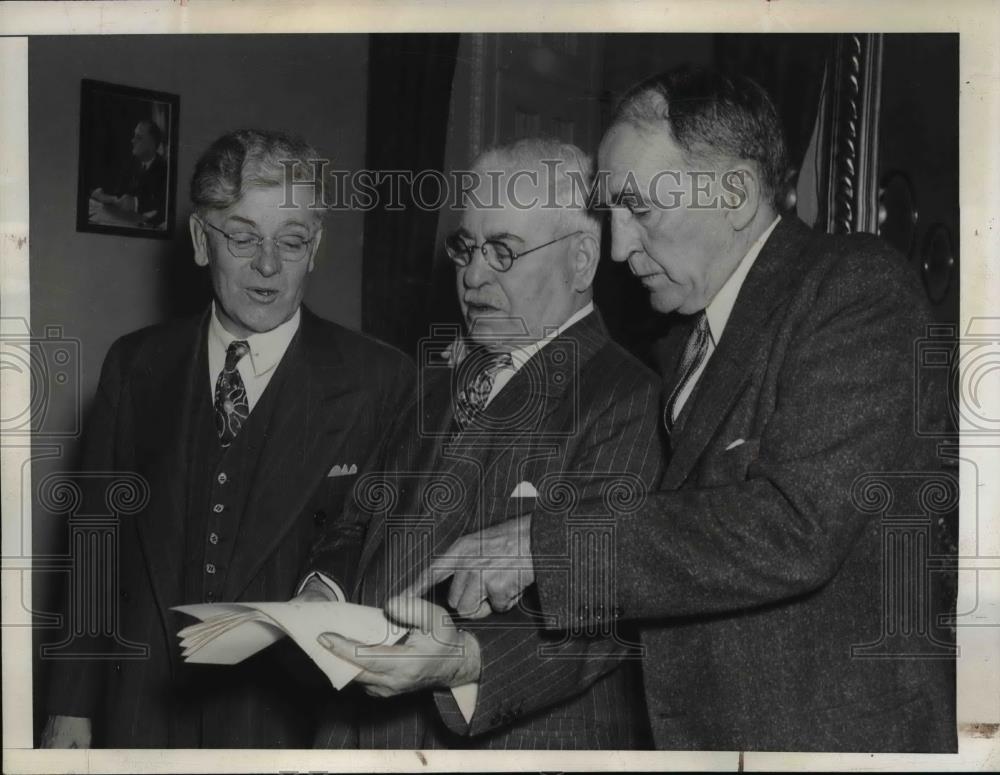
[
  {"left": 311, "top": 308, "right": 664, "bottom": 749},
  {"left": 45, "top": 306, "right": 415, "bottom": 748}
]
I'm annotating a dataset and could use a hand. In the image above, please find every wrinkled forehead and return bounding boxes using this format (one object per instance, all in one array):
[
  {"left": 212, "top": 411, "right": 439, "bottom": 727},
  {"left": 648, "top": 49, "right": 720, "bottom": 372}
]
[
  {"left": 218, "top": 184, "right": 323, "bottom": 229},
  {"left": 598, "top": 120, "right": 687, "bottom": 200},
  {"left": 460, "top": 160, "right": 562, "bottom": 235}
]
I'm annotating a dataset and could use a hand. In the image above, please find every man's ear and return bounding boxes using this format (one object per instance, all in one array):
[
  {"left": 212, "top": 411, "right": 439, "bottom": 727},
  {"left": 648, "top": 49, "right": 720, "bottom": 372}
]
[
  {"left": 572, "top": 231, "right": 600, "bottom": 292},
  {"left": 306, "top": 227, "right": 322, "bottom": 273},
  {"left": 190, "top": 214, "right": 210, "bottom": 267},
  {"left": 721, "top": 165, "right": 761, "bottom": 232}
]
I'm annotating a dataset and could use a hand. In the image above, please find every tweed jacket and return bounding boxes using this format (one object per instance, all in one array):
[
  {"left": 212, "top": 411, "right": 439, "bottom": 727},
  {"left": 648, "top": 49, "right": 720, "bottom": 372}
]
[{"left": 533, "top": 216, "right": 957, "bottom": 752}]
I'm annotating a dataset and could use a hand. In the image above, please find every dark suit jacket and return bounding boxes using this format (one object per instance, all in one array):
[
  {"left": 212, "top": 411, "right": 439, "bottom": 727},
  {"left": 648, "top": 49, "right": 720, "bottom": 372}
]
[
  {"left": 311, "top": 309, "right": 664, "bottom": 749},
  {"left": 46, "top": 305, "right": 415, "bottom": 748},
  {"left": 533, "top": 217, "right": 957, "bottom": 752}
]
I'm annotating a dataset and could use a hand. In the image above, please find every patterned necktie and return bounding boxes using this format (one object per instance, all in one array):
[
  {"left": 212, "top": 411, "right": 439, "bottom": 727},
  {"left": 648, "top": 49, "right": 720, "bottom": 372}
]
[
  {"left": 664, "top": 312, "right": 710, "bottom": 434},
  {"left": 453, "top": 349, "right": 514, "bottom": 430},
  {"left": 214, "top": 340, "right": 251, "bottom": 447}
]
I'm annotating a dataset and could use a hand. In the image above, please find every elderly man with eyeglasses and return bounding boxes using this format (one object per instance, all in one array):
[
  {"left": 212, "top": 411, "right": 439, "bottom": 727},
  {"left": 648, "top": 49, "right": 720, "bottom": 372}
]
[
  {"left": 42, "top": 129, "right": 415, "bottom": 749},
  {"left": 304, "top": 138, "right": 664, "bottom": 749}
]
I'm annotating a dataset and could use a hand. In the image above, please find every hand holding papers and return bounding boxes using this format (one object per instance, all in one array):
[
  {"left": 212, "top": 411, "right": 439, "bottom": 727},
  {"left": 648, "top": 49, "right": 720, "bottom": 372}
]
[{"left": 173, "top": 600, "right": 408, "bottom": 690}]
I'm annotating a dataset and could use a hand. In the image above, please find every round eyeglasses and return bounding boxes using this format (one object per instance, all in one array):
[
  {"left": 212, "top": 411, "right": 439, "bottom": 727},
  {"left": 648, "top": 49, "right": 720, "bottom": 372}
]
[
  {"left": 200, "top": 218, "right": 316, "bottom": 263},
  {"left": 445, "top": 230, "right": 583, "bottom": 273}
]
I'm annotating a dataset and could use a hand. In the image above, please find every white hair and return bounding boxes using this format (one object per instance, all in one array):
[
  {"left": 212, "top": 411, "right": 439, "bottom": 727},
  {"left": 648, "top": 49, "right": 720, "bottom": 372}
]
[{"left": 470, "top": 137, "right": 600, "bottom": 238}]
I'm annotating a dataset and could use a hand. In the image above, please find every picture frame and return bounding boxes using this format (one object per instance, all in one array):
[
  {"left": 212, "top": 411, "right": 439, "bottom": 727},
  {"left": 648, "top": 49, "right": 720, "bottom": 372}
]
[{"left": 75, "top": 78, "right": 179, "bottom": 239}]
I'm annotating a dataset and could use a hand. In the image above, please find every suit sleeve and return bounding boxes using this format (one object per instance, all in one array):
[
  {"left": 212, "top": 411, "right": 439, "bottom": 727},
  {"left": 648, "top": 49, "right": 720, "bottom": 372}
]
[
  {"left": 434, "top": 373, "right": 664, "bottom": 736},
  {"left": 45, "top": 340, "right": 129, "bottom": 719},
  {"left": 534, "top": 251, "right": 947, "bottom": 629}
]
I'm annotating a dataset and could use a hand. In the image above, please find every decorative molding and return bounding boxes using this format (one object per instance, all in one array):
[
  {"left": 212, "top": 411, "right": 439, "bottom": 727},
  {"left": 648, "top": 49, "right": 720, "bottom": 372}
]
[{"left": 821, "top": 34, "right": 884, "bottom": 235}]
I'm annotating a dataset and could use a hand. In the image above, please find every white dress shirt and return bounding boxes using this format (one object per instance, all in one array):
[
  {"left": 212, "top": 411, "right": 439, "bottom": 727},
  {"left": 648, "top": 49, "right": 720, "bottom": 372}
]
[
  {"left": 670, "top": 216, "right": 781, "bottom": 422},
  {"left": 207, "top": 303, "right": 301, "bottom": 411}
]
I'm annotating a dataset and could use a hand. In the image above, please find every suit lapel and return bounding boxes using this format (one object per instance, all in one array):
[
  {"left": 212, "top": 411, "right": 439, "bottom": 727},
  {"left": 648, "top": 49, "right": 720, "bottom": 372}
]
[
  {"left": 133, "top": 312, "right": 209, "bottom": 613},
  {"left": 353, "top": 367, "right": 452, "bottom": 594},
  {"left": 353, "top": 310, "right": 611, "bottom": 595},
  {"left": 662, "top": 217, "right": 815, "bottom": 489},
  {"left": 223, "top": 309, "right": 367, "bottom": 600}
]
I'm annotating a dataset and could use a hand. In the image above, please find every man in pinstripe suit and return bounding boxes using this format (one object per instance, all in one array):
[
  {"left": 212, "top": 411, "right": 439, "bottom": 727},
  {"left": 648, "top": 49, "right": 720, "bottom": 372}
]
[
  {"left": 42, "top": 130, "right": 415, "bottom": 748},
  {"left": 307, "top": 138, "right": 664, "bottom": 749}
]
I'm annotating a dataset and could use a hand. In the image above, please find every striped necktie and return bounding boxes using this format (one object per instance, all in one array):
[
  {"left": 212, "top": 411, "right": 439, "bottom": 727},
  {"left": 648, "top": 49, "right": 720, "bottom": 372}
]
[
  {"left": 663, "top": 312, "right": 710, "bottom": 434},
  {"left": 214, "top": 340, "right": 251, "bottom": 447}
]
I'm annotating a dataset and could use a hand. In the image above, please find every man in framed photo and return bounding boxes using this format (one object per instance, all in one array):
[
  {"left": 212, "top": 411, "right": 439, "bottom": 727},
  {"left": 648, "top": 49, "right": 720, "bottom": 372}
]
[{"left": 90, "top": 119, "right": 168, "bottom": 228}]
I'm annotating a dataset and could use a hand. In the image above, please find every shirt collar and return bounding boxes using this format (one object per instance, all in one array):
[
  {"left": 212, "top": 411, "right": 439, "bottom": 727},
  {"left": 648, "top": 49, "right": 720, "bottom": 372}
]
[
  {"left": 704, "top": 215, "right": 781, "bottom": 345},
  {"left": 444, "top": 301, "right": 595, "bottom": 370},
  {"left": 209, "top": 302, "right": 301, "bottom": 378}
]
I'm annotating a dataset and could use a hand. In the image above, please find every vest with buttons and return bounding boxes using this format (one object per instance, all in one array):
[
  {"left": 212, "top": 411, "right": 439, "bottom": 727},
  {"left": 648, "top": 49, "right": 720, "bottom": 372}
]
[{"left": 182, "top": 342, "right": 293, "bottom": 604}]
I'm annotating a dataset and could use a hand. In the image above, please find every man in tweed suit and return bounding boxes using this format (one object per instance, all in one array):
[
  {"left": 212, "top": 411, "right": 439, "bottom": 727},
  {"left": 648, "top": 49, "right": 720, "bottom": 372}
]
[
  {"left": 42, "top": 129, "right": 414, "bottom": 748},
  {"left": 420, "top": 66, "right": 957, "bottom": 752},
  {"left": 307, "top": 138, "right": 663, "bottom": 749}
]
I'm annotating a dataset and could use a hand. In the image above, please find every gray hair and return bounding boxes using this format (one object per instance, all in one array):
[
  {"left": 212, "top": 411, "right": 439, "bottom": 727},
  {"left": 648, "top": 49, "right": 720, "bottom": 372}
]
[
  {"left": 470, "top": 137, "right": 600, "bottom": 238},
  {"left": 190, "top": 128, "right": 325, "bottom": 218},
  {"left": 613, "top": 65, "right": 790, "bottom": 209}
]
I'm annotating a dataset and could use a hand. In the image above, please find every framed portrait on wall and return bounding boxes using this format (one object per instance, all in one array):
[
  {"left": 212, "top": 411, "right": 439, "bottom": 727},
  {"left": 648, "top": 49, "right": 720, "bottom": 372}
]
[{"left": 75, "top": 79, "right": 179, "bottom": 239}]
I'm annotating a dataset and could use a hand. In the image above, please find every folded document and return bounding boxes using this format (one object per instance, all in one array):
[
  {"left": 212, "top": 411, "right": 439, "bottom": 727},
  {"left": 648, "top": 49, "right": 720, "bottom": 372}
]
[{"left": 173, "top": 601, "right": 408, "bottom": 690}]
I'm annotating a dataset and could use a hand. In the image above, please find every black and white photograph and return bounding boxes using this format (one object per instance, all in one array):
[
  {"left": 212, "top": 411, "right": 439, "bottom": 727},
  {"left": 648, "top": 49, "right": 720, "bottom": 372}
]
[
  {"left": 76, "top": 78, "right": 178, "bottom": 238},
  {"left": 0, "top": 2, "right": 997, "bottom": 773}
]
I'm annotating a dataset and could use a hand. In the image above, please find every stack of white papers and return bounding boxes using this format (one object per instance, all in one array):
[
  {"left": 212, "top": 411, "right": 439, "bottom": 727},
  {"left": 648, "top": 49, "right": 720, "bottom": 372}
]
[{"left": 172, "top": 600, "right": 408, "bottom": 690}]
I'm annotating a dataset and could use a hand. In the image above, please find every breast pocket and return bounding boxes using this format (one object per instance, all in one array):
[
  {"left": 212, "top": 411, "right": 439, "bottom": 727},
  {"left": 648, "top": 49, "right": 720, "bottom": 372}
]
[
  {"left": 309, "top": 474, "right": 357, "bottom": 526},
  {"left": 697, "top": 437, "right": 761, "bottom": 487}
]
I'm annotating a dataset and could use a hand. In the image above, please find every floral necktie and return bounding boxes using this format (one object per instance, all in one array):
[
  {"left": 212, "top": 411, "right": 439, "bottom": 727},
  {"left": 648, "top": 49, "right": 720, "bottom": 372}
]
[{"left": 214, "top": 340, "right": 251, "bottom": 447}]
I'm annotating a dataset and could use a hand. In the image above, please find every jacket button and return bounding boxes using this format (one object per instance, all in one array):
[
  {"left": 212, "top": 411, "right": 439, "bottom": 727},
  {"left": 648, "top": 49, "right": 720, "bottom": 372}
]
[
  {"left": 119, "top": 589, "right": 130, "bottom": 602},
  {"left": 313, "top": 510, "right": 327, "bottom": 526},
  {"left": 217, "top": 472, "right": 228, "bottom": 484}
]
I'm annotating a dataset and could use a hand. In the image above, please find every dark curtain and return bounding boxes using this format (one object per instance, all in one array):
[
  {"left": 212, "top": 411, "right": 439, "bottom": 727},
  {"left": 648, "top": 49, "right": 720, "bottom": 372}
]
[
  {"left": 714, "top": 33, "right": 832, "bottom": 204},
  {"left": 361, "top": 33, "right": 460, "bottom": 355}
]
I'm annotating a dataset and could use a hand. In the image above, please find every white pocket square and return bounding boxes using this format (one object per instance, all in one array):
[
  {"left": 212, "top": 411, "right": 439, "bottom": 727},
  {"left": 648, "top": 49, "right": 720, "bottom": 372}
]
[
  {"left": 725, "top": 438, "right": 746, "bottom": 451},
  {"left": 509, "top": 481, "right": 538, "bottom": 498},
  {"left": 327, "top": 463, "right": 358, "bottom": 477}
]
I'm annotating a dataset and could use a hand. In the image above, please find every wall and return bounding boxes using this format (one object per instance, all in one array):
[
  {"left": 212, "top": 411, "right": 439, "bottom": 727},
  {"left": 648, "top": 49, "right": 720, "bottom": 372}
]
[
  {"left": 28, "top": 34, "right": 369, "bottom": 724},
  {"left": 30, "top": 34, "right": 369, "bottom": 422}
]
